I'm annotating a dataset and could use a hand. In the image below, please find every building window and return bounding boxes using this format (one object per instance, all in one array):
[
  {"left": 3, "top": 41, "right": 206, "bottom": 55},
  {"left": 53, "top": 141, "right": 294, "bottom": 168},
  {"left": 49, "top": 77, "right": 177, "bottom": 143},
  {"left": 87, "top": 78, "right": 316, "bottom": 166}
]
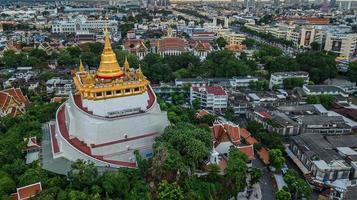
[
  {"left": 125, "top": 88, "right": 131, "bottom": 93},
  {"left": 96, "top": 92, "right": 102, "bottom": 97},
  {"left": 106, "top": 91, "right": 112, "bottom": 96},
  {"left": 134, "top": 87, "right": 139, "bottom": 92},
  {"left": 116, "top": 90, "right": 122, "bottom": 94}
]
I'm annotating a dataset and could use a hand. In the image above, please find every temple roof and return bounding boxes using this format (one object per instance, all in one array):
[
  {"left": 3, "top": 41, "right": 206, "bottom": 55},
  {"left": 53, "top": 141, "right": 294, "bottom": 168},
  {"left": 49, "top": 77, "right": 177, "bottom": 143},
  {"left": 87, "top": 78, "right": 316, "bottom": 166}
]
[{"left": 96, "top": 28, "right": 123, "bottom": 79}]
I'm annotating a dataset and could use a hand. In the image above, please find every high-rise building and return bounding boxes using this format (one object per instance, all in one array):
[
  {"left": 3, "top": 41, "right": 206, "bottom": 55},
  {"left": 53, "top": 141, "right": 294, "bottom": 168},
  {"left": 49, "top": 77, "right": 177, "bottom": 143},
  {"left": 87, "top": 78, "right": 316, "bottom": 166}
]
[
  {"left": 43, "top": 29, "right": 169, "bottom": 175},
  {"left": 324, "top": 32, "right": 357, "bottom": 59}
]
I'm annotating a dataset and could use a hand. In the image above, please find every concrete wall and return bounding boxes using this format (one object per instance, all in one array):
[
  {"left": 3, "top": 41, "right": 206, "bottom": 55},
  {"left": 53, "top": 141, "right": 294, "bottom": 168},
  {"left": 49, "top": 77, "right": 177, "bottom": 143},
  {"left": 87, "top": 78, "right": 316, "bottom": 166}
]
[{"left": 83, "top": 91, "right": 149, "bottom": 117}]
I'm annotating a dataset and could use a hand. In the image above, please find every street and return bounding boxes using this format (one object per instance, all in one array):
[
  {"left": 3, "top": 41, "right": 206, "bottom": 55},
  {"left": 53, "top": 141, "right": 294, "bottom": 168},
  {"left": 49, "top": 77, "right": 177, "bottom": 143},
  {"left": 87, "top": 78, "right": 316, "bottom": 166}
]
[{"left": 253, "top": 159, "right": 276, "bottom": 200}]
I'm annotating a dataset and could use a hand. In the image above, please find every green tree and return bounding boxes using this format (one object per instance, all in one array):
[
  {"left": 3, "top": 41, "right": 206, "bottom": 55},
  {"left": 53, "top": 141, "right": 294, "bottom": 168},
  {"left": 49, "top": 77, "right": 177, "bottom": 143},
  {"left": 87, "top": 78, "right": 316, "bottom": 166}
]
[
  {"left": 101, "top": 171, "right": 130, "bottom": 198},
  {"left": 242, "top": 38, "right": 256, "bottom": 47},
  {"left": 215, "top": 37, "right": 227, "bottom": 49},
  {"left": 192, "top": 98, "right": 201, "bottom": 110},
  {"left": 249, "top": 80, "right": 269, "bottom": 91},
  {"left": 276, "top": 188, "right": 291, "bottom": 200},
  {"left": 199, "top": 114, "right": 217, "bottom": 125},
  {"left": 347, "top": 62, "right": 357, "bottom": 83},
  {"left": 224, "top": 107, "right": 235, "bottom": 121},
  {"left": 250, "top": 168, "right": 262, "bottom": 185},
  {"left": 158, "top": 180, "right": 184, "bottom": 200},
  {"left": 306, "top": 95, "right": 335, "bottom": 109},
  {"left": 225, "top": 148, "right": 248, "bottom": 195},
  {"left": 155, "top": 123, "right": 212, "bottom": 169},
  {"left": 0, "top": 171, "right": 16, "bottom": 195},
  {"left": 296, "top": 51, "right": 337, "bottom": 83},
  {"left": 67, "top": 160, "right": 99, "bottom": 191},
  {"left": 269, "top": 149, "right": 285, "bottom": 171},
  {"left": 283, "top": 77, "right": 305, "bottom": 89},
  {"left": 81, "top": 51, "right": 99, "bottom": 68},
  {"left": 284, "top": 169, "right": 312, "bottom": 199},
  {"left": 171, "top": 92, "right": 185, "bottom": 105},
  {"left": 310, "top": 42, "right": 320, "bottom": 51}
]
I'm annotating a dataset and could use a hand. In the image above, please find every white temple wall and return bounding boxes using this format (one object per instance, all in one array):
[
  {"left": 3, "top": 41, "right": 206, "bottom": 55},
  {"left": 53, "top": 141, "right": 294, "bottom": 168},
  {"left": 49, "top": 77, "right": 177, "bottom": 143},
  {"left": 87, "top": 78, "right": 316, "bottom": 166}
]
[
  {"left": 82, "top": 91, "right": 149, "bottom": 117},
  {"left": 54, "top": 125, "right": 123, "bottom": 168},
  {"left": 67, "top": 98, "right": 169, "bottom": 146},
  {"left": 90, "top": 133, "right": 156, "bottom": 158}
]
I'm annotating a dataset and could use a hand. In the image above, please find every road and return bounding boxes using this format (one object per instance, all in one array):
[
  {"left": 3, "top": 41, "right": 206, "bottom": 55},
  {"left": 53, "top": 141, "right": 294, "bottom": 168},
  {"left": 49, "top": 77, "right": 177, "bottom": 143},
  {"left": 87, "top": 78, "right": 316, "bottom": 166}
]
[
  {"left": 253, "top": 159, "right": 276, "bottom": 200},
  {"left": 230, "top": 26, "right": 305, "bottom": 57}
]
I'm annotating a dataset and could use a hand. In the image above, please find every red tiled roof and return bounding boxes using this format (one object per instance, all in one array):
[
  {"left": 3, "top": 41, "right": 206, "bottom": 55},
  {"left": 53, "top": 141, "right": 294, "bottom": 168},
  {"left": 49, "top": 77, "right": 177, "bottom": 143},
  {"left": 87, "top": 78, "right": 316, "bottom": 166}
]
[
  {"left": 50, "top": 124, "right": 60, "bottom": 153},
  {"left": 258, "top": 148, "right": 270, "bottom": 165},
  {"left": 238, "top": 128, "right": 269, "bottom": 164},
  {"left": 211, "top": 122, "right": 241, "bottom": 146},
  {"left": 256, "top": 111, "right": 270, "bottom": 119},
  {"left": 192, "top": 86, "right": 227, "bottom": 96},
  {"left": 193, "top": 41, "right": 212, "bottom": 52},
  {"left": 0, "top": 91, "right": 10, "bottom": 109},
  {"left": 11, "top": 182, "right": 42, "bottom": 200},
  {"left": 157, "top": 37, "right": 187, "bottom": 52},
  {"left": 2, "top": 88, "right": 30, "bottom": 107},
  {"left": 238, "top": 145, "right": 255, "bottom": 160},
  {"left": 196, "top": 109, "right": 210, "bottom": 118},
  {"left": 206, "top": 86, "right": 227, "bottom": 95}
]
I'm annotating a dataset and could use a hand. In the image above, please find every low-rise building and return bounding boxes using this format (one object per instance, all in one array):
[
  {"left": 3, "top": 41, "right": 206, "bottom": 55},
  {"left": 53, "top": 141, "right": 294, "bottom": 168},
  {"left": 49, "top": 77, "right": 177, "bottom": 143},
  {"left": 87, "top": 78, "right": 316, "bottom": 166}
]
[
  {"left": 302, "top": 85, "right": 349, "bottom": 98},
  {"left": 269, "top": 71, "right": 309, "bottom": 89},
  {"left": 297, "top": 115, "right": 351, "bottom": 135},
  {"left": 46, "top": 78, "right": 73, "bottom": 96},
  {"left": 0, "top": 88, "right": 30, "bottom": 118},
  {"left": 11, "top": 182, "right": 42, "bottom": 200},
  {"left": 288, "top": 134, "right": 357, "bottom": 199},
  {"left": 191, "top": 41, "right": 212, "bottom": 60},
  {"left": 51, "top": 16, "right": 118, "bottom": 34},
  {"left": 190, "top": 86, "right": 228, "bottom": 110}
]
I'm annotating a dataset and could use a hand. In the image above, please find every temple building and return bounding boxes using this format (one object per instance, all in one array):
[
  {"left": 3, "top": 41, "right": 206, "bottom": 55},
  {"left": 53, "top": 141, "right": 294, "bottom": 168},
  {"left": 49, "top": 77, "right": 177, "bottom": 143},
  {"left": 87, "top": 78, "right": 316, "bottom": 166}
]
[
  {"left": 0, "top": 88, "right": 30, "bottom": 118},
  {"left": 44, "top": 28, "right": 169, "bottom": 174}
]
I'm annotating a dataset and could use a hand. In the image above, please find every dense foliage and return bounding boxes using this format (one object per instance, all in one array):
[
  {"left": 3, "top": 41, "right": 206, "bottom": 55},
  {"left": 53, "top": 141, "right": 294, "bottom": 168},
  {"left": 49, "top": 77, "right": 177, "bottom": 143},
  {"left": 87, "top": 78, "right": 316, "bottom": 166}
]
[
  {"left": 283, "top": 170, "right": 313, "bottom": 199},
  {"left": 306, "top": 94, "right": 335, "bottom": 109}
]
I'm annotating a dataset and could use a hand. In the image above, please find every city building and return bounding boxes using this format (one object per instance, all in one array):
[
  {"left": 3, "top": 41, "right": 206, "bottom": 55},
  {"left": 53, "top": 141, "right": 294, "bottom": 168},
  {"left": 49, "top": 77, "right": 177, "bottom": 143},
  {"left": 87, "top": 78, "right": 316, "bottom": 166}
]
[
  {"left": 0, "top": 88, "right": 30, "bottom": 118},
  {"left": 191, "top": 32, "right": 216, "bottom": 41},
  {"left": 211, "top": 121, "right": 255, "bottom": 163},
  {"left": 25, "top": 136, "right": 41, "bottom": 164},
  {"left": 324, "top": 32, "right": 357, "bottom": 59},
  {"left": 43, "top": 29, "right": 169, "bottom": 175},
  {"left": 46, "top": 78, "right": 73, "bottom": 96},
  {"left": 269, "top": 71, "right": 310, "bottom": 89},
  {"left": 192, "top": 40, "right": 212, "bottom": 60},
  {"left": 220, "top": 33, "right": 246, "bottom": 46},
  {"left": 302, "top": 85, "right": 348, "bottom": 98},
  {"left": 51, "top": 16, "right": 118, "bottom": 34},
  {"left": 190, "top": 86, "right": 228, "bottom": 110},
  {"left": 288, "top": 134, "right": 357, "bottom": 199},
  {"left": 155, "top": 36, "right": 187, "bottom": 57}
]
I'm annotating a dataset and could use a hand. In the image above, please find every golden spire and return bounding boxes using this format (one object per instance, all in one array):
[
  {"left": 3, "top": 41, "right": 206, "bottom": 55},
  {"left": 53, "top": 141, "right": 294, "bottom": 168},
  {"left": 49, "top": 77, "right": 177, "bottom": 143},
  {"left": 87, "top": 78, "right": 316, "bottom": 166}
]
[
  {"left": 96, "top": 20, "right": 123, "bottom": 79},
  {"left": 167, "top": 26, "right": 173, "bottom": 37},
  {"left": 79, "top": 59, "right": 85, "bottom": 72},
  {"left": 124, "top": 57, "right": 130, "bottom": 71},
  {"left": 124, "top": 56, "right": 131, "bottom": 79},
  {"left": 137, "top": 64, "right": 144, "bottom": 80}
]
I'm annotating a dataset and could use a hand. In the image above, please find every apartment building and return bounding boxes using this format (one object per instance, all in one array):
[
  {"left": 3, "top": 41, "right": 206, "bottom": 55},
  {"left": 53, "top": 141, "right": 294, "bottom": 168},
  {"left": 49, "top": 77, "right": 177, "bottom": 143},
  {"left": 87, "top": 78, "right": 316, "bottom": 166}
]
[
  {"left": 190, "top": 86, "right": 228, "bottom": 110},
  {"left": 269, "top": 71, "right": 309, "bottom": 89},
  {"left": 324, "top": 32, "right": 357, "bottom": 59}
]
